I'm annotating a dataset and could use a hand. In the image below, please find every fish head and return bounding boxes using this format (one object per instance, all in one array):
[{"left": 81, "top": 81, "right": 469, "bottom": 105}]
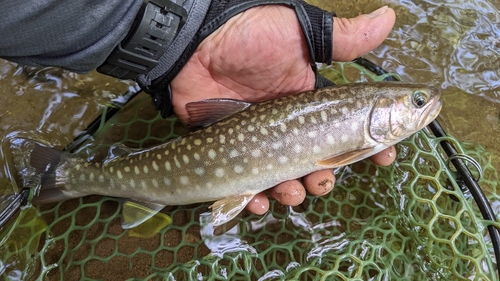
[{"left": 369, "top": 83, "right": 442, "bottom": 143}]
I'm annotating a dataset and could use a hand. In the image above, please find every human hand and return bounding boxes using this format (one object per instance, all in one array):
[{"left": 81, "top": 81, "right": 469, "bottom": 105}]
[{"left": 169, "top": 5, "right": 397, "bottom": 215}]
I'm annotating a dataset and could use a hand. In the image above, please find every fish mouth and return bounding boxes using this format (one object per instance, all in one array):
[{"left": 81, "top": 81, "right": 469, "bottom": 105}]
[{"left": 418, "top": 95, "right": 443, "bottom": 129}]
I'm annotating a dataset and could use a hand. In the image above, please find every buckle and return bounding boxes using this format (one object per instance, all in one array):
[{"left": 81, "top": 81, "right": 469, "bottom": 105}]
[{"left": 97, "top": 0, "right": 187, "bottom": 80}]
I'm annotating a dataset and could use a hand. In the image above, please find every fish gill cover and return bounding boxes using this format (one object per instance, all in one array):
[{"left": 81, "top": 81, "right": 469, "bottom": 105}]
[{"left": 0, "top": 62, "right": 498, "bottom": 280}]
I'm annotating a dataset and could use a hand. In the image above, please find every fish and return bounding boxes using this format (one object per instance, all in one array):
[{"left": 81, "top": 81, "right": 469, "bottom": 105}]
[{"left": 29, "top": 82, "right": 442, "bottom": 228}]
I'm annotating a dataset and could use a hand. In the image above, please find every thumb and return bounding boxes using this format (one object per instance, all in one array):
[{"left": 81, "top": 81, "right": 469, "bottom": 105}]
[{"left": 332, "top": 6, "right": 396, "bottom": 61}]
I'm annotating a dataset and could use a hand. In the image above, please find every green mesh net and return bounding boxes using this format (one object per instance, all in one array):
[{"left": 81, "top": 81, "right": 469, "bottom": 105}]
[{"left": 0, "top": 62, "right": 498, "bottom": 280}]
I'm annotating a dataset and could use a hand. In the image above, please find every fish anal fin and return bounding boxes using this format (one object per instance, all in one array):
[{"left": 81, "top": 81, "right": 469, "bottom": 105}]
[
  {"left": 185, "top": 99, "right": 253, "bottom": 128},
  {"left": 210, "top": 193, "right": 257, "bottom": 227},
  {"left": 317, "top": 147, "right": 376, "bottom": 167},
  {"left": 30, "top": 144, "right": 63, "bottom": 173},
  {"left": 121, "top": 200, "right": 171, "bottom": 230}
]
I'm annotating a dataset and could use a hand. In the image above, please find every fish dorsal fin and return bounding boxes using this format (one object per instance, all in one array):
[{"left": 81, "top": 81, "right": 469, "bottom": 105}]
[
  {"left": 185, "top": 99, "right": 253, "bottom": 128},
  {"left": 121, "top": 200, "right": 171, "bottom": 229},
  {"left": 210, "top": 193, "right": 258, "bottom": 226},
  {"left": 317, "top": 147, "right": 376, "bottom": 167}
]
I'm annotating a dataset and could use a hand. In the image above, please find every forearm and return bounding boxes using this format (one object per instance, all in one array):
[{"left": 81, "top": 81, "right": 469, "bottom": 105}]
[{"left": 0, "top": 0, "right": 142, "bottom": 73}]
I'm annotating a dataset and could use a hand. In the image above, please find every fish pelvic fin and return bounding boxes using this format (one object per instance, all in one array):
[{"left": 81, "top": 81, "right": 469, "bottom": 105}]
[
  {"left": 210, "top": 193, "right": 257, "bottom": 227},
  {"left": 30, "top": 144, "right": 81, "bottom": 204},
  {"left": 121, "top": 200, "right": 170, "bottom": 230},
  {"left": 317, "top": 147, "right": 376, "bottom": 167}
]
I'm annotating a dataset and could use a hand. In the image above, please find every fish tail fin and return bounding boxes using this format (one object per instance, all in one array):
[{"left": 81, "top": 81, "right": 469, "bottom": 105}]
[{"left": 30, "top": 144, "right": 78, "bottom": 204}]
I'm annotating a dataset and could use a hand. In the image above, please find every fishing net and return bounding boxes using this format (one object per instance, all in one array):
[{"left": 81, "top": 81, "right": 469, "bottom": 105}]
[{"left": 0, "top": 62, "right": 498, "bottom": 280}]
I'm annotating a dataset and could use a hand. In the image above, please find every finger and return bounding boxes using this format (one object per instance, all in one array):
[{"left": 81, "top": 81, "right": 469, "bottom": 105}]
[
  {"left": 302, "top": 169, "right": 336, "bottom": 196},
  {"left": 245, "top": 192, "right": 270, "bottom": 215},
  {"left": 268, "top": 179, "right": 306, "bottom": 206},
  {"left": 370, "top": 146, "right": 397, "bottom": 166},
  {"left": 333, "top": 6, "right": 396, "bottom": 61}
]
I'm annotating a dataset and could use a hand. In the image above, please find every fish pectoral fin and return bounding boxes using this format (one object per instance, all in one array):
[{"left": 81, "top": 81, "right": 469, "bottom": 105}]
[
  {"left": 185, "top": 99, "right": 253, "bottom": 128},
  {"left": 121, "top": 200, "right": 171, "bottom": 229},
  {"left": 209, "top": 193, "right": 257, "bottom": 227},
  {"left": 317, "top": 147, "right": 376, "bottom": 167}
]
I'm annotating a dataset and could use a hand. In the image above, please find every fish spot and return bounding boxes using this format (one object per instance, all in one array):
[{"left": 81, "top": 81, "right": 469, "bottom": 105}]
[
  {"left": 187, "top": 144, "right": 192, "bottom": 151},
  {"left": 180, "top": 176, "right": 189, "bottom": 185},
  {"left": 152, "top": 179, "right": 159, "bottom": 188},
  {"left": 310, "top": 116, "right": 317, "bottom": 124},
  {"left": 238, "top": 133, "right": 245, "bottom": 142},
  {"left": 280, "top": 123, "right": 287, "bottom": 133},
  {"left": 208, "top": 149, "right": 217, "bottom": 160},
  {"left": 130, "top": 179, "right": 136, "bottom": 188},
  {"left": 215, "top": 168, "right": 225, "bottom": 177},
  {"left": 141, "top": 181, "right": 148, "bottom": 189},
  {"left": 182, "top": 155, "right": 189, "bottom": 164},
  {"left": 272, "top": 108, "right": 278, "bottom": 115},
  {"left": 228, "top": 128, "right": 234, "bottom": 134},
  {"left": 251, "top": 136, "right": 258, "bottom": 142},
  {"left": 307, "top": 131, "right": 317, "bottom": 138},
  {"left": 143, "top": 165, "right": 149, "bottom": 174},
  {"left": 230, "top": 149, "right": 239, "bottom": 158},
  {"left": 75, "top": 165, "right": 81, "bottom": 171},
  {"left": 294, "top": 144, "right": 302, "bottom": 153},
  {"left": 152, "top": 161, "right": 159, "bottom": 171},
  {"left": 98, "top": 175, "right": 105, "bottom": 183},
  {"left": 110, "top": 179, "right": 115, "bottom": 189},
  {"left": 252, "top": 167, "right": 259, "bottom": 175},
  {"left": 165, "top": 161, "right": 171, "bottom": 171},
  {"left": 247, "top": 124, "right": 255, "bottom": 132},
  {"left": 193, "top": 152, "right": 201, "bottom": 161},
  {"left": 95, "top": 163, "right": 101, "bottom": 168},
  {"left": 80, "top": 174, "right": 86, "bottom": 181},
  {"left": 341, "top": 107, "right": 349, "bottom": 114},
  {"left": 341, "top": 134, "right": 348, "bottom": 142},
  {"left": 260, "top": 114, "right": 267, "bottom": 120},
  {"left": 109, "top": 167, "right": 114, "bottom": 174},
  {"left": 229, "top": 139, "right": 235, "bottom": 145},
  {"left": 124, "top": 166, "right": 131, "bottom": 173},
  {"left": 298, "top": 116, "right": 305, "bottom": 125},
  {"left": 117, "top": 170, "right": 123, "bottom": 179},
  {"left": 121, "top": 184, "right": 127, "bottom": 190},
  {"left": 260, "top": 127, "right": 268, "bottom": 135},
  {"left": 134, "top": 166, "right": 140, "bottom": 174},
  {"left": 292, "top": 128, "right": 299, "bottom": 136},
  {"left": 327, "top": 135, "right": 335, "bottom": 144},
  {"left": 156, "top": 154, "right": 162, "bottom": 160},
  {"left": 272, "top": 142, "right": 283, "bottom": 150},
  {"left": 145, "top": 152, "right": 150, "bottom": 158},
  {"left": 206, "top": 182, "right": 213, "bottom": 188},
  {"left": 243, "top": 158, "right": 249, "bottom": 163},
  {"left": 222, "top": 158, "right": 228, "bottom": 165},
  {"left": 171, "top": 143, "right": 176, "bottom": 150},
  {"left": 195, "top": 167, "right": 205, "bottom": 176},
  {"left": 219, "top": 135, "right": 226, "bottom": 144},
  {"left": 89, "top": 173, "right": 95, "bottom": 181},
  {"left": 251, "top": 149, "right": 262, "bottom": 158},
  {"left": 207, "top": 138, "right": 214, "bottom": 143},
  {"left": 234, "top": 165, "right": 244, "bottom": 174},
  {"left": 164, "top": 150, "right": 170, "bottom": 156},
  {"left": 321, "top": 111, "right": 328, "bottom": 122},
  {"left": 351, "top": 122, "right": 359, "bottom": 130},
  {"left": 278, "top": 156, "right": 288, "bottom": 164},
  {"left": 163, "top": 177, "right": 171, "bottom": 186},
  {"left": 313, "top": 146, "right": 321, "bottom": 154},
  {"left": 174, "top": 156, "right": 181, "bottom": 168},
  {"left": 266, "top": 164, "right": 273, "bottom": 170}
]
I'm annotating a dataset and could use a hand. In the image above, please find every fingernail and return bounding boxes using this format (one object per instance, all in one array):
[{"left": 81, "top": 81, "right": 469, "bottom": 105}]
[{"left": 367, "top": 6, "right": 389, "bottom": 18}]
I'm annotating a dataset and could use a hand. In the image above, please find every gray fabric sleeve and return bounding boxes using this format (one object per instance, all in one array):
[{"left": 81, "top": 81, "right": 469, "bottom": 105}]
[{"left": 0, "top": 0, "right": 142, "bottom": 73}]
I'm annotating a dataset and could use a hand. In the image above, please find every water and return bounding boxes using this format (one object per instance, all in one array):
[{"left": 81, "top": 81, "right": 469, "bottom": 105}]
[{"left": 0, "top": 0, "right": 499, "bottom": 279}]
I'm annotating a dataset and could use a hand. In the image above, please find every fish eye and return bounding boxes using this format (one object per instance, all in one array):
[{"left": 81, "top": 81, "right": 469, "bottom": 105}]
[{"left": 412, "top": 91, "right": 428, "bottom": 108}]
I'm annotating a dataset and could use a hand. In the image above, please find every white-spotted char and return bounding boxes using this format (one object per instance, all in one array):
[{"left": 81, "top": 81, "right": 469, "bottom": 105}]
[{"left": 29, "top": 82, "right": 442, "bottom": 227}]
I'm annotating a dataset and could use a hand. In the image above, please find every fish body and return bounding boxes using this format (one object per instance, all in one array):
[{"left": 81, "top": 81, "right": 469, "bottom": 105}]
[{"left": 30, "top": 82, "right": 442, "bottom": 226}]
